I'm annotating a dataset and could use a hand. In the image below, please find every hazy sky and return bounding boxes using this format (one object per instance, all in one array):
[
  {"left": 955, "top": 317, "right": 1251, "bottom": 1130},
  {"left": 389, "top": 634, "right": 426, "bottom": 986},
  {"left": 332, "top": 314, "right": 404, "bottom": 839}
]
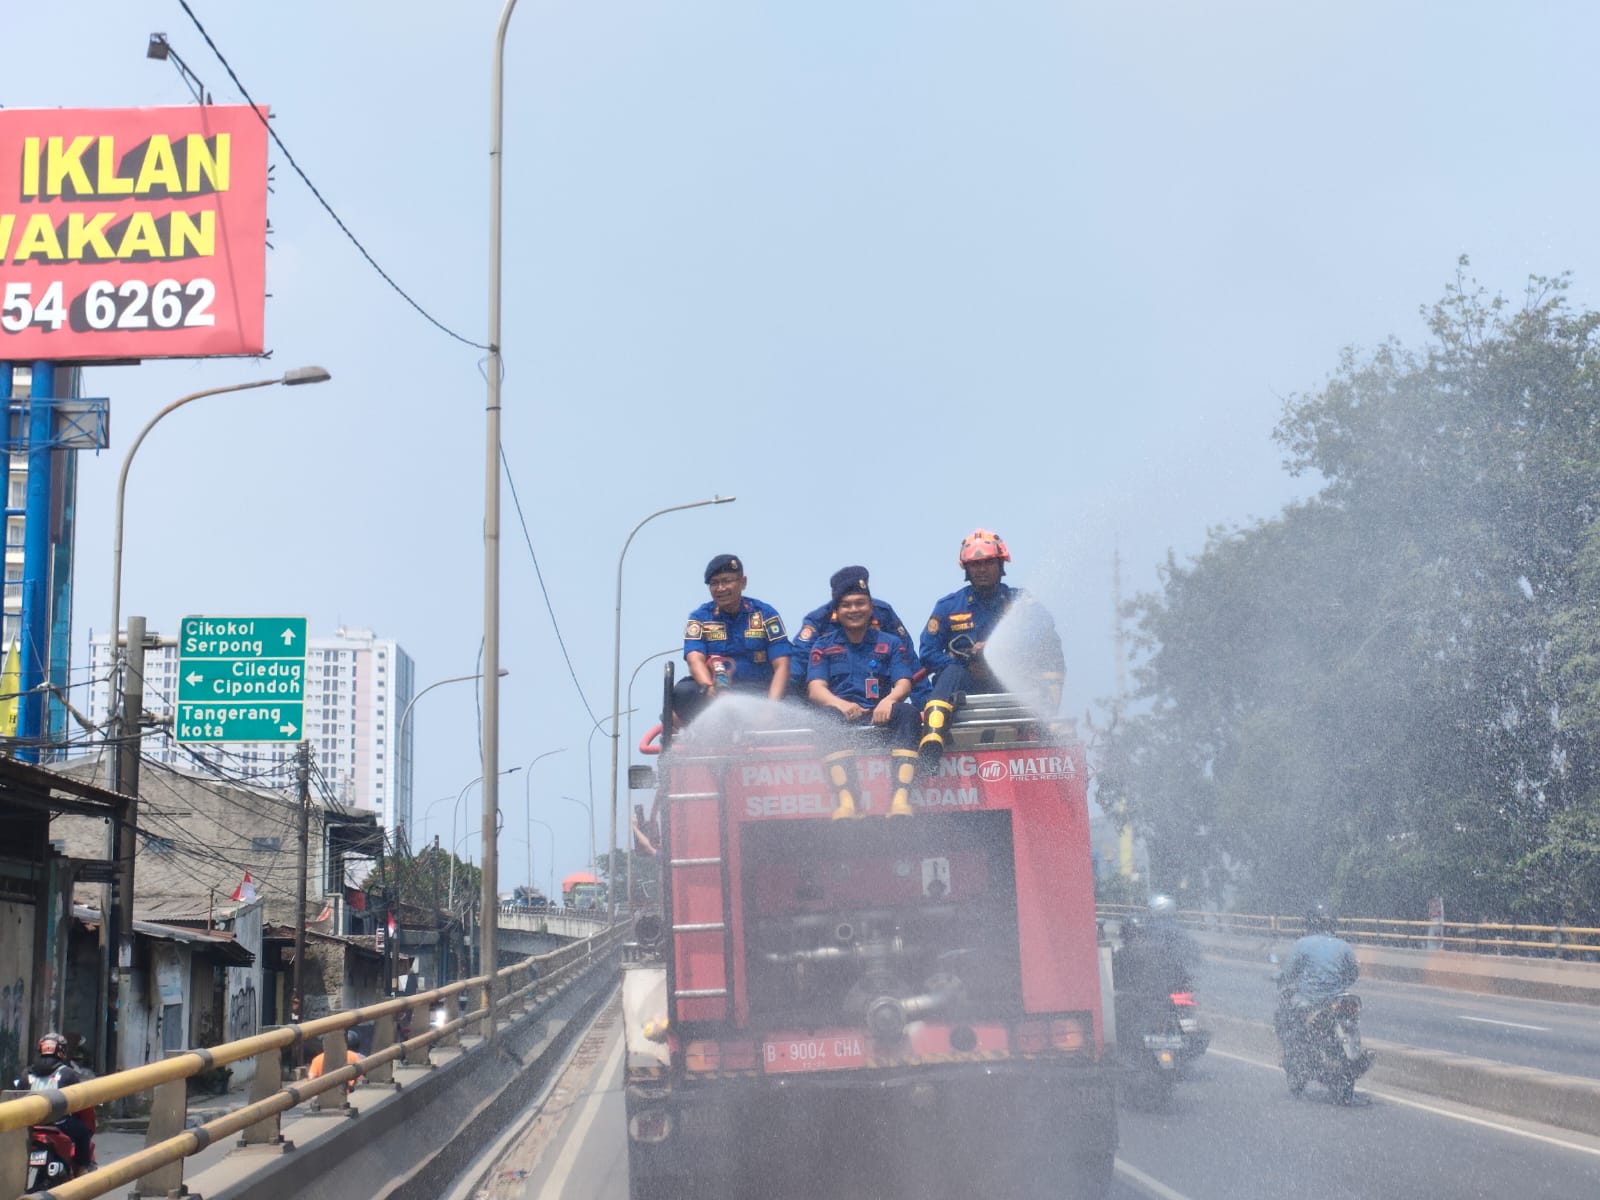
[{"left": 6, "top": 2, "right": 1598, "bottom": 885}]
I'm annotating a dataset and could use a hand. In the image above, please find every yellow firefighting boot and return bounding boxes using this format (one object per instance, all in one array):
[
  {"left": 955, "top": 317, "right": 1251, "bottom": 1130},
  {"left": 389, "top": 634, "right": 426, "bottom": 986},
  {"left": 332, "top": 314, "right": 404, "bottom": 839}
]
[
  {"left": 918, "top": 700, "right": 955, "bottom": 772},
  {"left": 887, "top": 749, "right": 917, "bottom": 817},
  {"left": 825, "top": 749, "right": 861, "bottom": 819}
]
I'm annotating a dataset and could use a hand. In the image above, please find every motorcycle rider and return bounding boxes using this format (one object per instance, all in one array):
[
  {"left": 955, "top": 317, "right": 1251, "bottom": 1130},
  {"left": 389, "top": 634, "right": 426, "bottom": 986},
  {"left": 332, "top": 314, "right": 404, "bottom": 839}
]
[
  {"left": 1115, "top": 895, "right": 1199, "bottom": 997},
  {"left": 1275, "top": 903, "right": 1359, "bottom": 1048},
  {"left": 917, "top": 529, "right": 1065, "bottom": 770},
  {"left": 16, "top": 1031, "right": 93, "bottom": 1175}
]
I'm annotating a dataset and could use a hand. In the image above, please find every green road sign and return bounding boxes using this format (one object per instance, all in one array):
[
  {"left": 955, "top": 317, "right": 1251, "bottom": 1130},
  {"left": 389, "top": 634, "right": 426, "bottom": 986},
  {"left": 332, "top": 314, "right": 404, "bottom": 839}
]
[{"left": 175, "top": 615, "right": 308, "bottom": 743}]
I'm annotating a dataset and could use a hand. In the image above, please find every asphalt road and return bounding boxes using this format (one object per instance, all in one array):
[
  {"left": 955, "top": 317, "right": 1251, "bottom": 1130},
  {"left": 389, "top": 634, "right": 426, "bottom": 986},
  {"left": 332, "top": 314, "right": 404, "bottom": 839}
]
[
  {"left": 465, "top": 1003, "right": 1600, "bottom": 1200},
  {"left": 1198, "top": 952, "right": 1600, "bottom": 1079}
]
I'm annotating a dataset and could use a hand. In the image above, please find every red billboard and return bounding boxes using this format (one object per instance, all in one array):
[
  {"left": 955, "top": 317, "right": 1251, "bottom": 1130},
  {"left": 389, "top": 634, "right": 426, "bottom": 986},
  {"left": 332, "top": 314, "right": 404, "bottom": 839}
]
[{"left": 0, "top": 105, "right": 268, "bottom": 361}]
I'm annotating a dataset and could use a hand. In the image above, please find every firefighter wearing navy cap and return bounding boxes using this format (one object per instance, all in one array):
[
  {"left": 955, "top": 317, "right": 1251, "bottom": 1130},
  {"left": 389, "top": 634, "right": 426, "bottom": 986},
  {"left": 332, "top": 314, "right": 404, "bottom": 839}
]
[
  {"left": 789, "top": 566, "right": 927, "bottom": 703},
  {"left": 674, "top": 554, "right": 792, "bottom": 723},
  {"left": 806, "top": 571, "right": 919, "bottom": 819},
  {"left": 917, "top": 529, "right": 1064, "bottom": 769}
]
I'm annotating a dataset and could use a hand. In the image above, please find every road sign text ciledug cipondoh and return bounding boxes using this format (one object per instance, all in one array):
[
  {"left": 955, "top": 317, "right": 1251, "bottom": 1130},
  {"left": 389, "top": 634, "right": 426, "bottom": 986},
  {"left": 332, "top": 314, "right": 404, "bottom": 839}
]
[{"left": 175, "top": 615, "right": 307, "bottom": 744}]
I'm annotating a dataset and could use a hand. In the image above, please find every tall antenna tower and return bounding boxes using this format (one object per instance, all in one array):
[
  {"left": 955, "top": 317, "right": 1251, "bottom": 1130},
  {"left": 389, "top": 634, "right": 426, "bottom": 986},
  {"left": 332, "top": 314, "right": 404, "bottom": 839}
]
[{"left": 1111, "top": 546, "right": 1133, "bottom": 878}]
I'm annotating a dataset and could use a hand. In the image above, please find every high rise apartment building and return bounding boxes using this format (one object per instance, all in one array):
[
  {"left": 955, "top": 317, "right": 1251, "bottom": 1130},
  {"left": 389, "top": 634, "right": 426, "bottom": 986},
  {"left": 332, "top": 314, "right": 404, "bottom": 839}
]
[{"left": 87, "top": 625, "right": 416, "bottom": 841}]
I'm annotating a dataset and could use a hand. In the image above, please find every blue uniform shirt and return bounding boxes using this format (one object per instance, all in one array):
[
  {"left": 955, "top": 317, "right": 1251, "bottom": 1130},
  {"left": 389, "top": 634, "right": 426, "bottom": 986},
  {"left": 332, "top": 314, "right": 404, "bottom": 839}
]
[
  {"left": 683, "top": 597, "right": 791, "bottom": 688},
  {"left": 791, "top": 599, "right": 913, "bottom": 687},
  {"left": 807, "top": 627, "right": 915, "bottom": 707},
  {"left": 919, "top": 582, "right": 1064, "bottom": 683}
]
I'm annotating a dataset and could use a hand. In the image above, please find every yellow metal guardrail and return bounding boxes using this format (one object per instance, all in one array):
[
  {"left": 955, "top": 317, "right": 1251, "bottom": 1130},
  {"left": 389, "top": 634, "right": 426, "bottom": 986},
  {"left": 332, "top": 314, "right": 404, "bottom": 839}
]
[
  {"left": 0, "top": 922, "right": 627, "bottom": 1200},
  {"left": 1096, "top": 904, "right": 1600, "bottom": 959}
]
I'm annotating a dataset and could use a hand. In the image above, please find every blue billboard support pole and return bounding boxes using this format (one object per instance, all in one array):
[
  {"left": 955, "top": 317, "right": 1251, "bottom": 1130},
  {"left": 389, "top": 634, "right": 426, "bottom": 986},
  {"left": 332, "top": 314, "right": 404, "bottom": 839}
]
[{"left": 15, "top": 361, "right": 55, "bottom": 762}]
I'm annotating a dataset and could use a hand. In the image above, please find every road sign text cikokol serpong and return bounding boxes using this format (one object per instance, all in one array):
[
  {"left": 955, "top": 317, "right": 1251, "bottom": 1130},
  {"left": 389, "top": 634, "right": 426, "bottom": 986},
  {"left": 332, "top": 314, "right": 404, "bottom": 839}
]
[{"left": 183, "top": 618, "right": 281, "bottom": 657}]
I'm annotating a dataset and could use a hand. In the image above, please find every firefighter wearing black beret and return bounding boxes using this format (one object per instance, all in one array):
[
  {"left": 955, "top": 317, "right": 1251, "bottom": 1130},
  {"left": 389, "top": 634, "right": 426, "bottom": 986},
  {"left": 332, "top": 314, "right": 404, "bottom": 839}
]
[
  {"left": 674, "top": 554, "right": 792, "bottom": 723},
  {"left": 805, "top": 571, "right": 919, "bottom": 819}
]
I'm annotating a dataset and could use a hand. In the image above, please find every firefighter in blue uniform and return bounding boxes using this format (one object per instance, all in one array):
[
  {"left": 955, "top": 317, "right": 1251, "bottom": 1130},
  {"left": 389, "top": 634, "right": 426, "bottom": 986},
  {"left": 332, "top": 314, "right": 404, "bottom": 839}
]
[
  {"left": 674, "top": 553, "right": 792, "bottom": 723},
  {"left": 917, "top": 529, "right": 1064, "bottom": 769},
  {"left": 789, "top": 566, "right": 928, "bottom": 703},
  {"left": 805, "top": 571, "right": 919, "bottom": 819}
]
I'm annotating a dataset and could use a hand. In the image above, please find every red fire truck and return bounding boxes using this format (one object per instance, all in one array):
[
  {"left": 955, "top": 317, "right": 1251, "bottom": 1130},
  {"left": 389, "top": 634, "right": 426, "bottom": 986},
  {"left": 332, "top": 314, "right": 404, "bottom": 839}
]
[{"left": 622, "top": 688, "right": 1117, "bottom": 1200}]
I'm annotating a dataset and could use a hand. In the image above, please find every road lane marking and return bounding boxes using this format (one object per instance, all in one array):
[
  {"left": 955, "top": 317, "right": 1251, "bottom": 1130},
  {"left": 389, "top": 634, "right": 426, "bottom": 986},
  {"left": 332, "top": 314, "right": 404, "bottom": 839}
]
[
  {"left": 552, "top": 1031, "right": 625, "bottom": 1200},
  {"left": 1209, "top": 1047, "right": 1600, "bottom": 1160},
  {"left": 1116, "top": 1157, "right": 1198, "bottom": 1200},
  {"left": 1456, "top": 1015, "right": 1549, "bottom": 1031}
]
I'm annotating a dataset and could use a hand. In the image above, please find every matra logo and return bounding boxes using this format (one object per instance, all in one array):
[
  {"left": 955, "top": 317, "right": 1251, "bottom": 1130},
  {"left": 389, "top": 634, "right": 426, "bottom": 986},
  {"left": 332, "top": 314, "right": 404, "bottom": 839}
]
[{"left": 979, "top": 755, "right": 1077, "bottom": 782}]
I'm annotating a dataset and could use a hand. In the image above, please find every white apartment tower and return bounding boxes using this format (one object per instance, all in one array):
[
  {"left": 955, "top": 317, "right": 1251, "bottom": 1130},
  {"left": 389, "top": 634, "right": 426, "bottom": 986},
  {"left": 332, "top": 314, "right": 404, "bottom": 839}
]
[{"left": 88, "top": 625, "right": 416, "bottom": 842}]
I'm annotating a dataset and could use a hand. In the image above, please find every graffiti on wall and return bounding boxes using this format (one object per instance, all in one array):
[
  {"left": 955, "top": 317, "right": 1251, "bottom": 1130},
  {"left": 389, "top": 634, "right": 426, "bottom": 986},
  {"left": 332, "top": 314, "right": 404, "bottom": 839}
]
[
  {"left": 0, "top": 978, "right": 24, "bottom": 1085},
  {"left": 226, "top": 978, "right": 258, "bottom": 1043}
]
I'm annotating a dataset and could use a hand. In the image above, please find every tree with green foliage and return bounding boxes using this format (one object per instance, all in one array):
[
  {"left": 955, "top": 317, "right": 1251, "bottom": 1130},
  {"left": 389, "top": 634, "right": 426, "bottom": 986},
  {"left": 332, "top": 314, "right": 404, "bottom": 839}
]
[
  {"left": 1106, "top": 260, "right": 1600, "bottom": 924},
  {"left": 363, "top": 845, "right": 480, "bottom": 919}
]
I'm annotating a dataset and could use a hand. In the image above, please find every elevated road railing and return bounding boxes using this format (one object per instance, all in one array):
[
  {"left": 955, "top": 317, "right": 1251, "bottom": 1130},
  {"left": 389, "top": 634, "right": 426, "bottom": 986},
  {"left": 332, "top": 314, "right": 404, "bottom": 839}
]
[
  {"left": 1097, "top": 904, "right": 1600, "bottom": 960},
  {"left": 0, "top": 923, "right": 627, "bottom": 1200}
]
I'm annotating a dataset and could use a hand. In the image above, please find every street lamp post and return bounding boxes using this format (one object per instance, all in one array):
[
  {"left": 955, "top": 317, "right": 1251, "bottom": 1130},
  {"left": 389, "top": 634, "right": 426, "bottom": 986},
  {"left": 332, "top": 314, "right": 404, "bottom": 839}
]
[
  {"left": 107, "top": 365, "right": 331, "bottom": 790},
  {"left": 449, "top": 767, "right": 519, "bottom": 911},
  {"left": 523, "top": 748, "right": 566, "bottom": 898},
  {"left": 528, "top": 817, "right": 556, "bottom": 900},
  {"left": 623, "top": 649, "right": 675, "bottom": 911},
  {"left": 418, "top": 794, "right": 456, "bottom": 846},
  {"left": 478, "top": 0, "right": 526, "bottom": 1039},
  {"left": 393, "top": 668, "right": 509, "bottom": 847},
  {"left": 588, "top": 711, "right": 633, "bottom": 887},
  {"left": 561, "top": 795, "right": 594, "bottom": 870},
  {"left": 607, "top": 497, "right": 735, "bottom": 918},
  {"left": 104, "top": 364, "right": 329, "bottom": 1077}
]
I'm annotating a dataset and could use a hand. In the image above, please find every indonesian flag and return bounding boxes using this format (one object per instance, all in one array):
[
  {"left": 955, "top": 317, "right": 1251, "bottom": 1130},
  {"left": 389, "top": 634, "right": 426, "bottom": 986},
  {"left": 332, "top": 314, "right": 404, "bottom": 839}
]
[{"left": 230, "top": 872, "right": 259, "bottom": 903}]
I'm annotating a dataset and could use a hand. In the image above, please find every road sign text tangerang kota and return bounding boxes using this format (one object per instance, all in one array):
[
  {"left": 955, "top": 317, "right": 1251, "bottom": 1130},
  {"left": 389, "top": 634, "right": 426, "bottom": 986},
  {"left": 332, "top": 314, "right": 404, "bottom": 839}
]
[{"left": 175, "top": 615, "right": 307, "bottom": 743}]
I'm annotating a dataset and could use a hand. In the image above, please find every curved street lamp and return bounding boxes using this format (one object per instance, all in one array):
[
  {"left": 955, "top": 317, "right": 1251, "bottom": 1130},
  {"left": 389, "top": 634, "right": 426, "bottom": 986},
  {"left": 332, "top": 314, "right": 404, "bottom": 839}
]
[
  {"left": 528, "top": 817, "right": 557, "bottom": 901},
  {"left": 107, "top": 365, "right": 332, "bottom": 788},
  {"left": 561, "top": 795, "right": 594, "bottom": 868},
  {"left": 607, "top": 497, "right": 735, "bottom": 918},
  {"left": 450, "top": 767, "right": 520, "bottom": 910},
  {"left": 623, "top": 649, "right": 676, "bottom": 910},
  {"left": 394, "top": 668, "right": 509, "bottom": 846},
  {"left": 523, "top": 748, "right": 566, "bottom": 898}
]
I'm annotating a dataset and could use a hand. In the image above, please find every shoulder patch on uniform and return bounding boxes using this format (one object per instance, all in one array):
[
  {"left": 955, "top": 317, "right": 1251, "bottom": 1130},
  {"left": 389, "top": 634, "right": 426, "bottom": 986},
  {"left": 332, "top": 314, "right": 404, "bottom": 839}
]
[
  {"left": 685, "top": 620, "right": 703, "bottom": 639},
  {"left": 798, "top": 624, "right": 816, "bottom": 642},
  {"left": 927, "top": 617, "right": 940, "bottom": 634},
  {"left": 765, "top": 616, "right": 785, "bottom": 639}
]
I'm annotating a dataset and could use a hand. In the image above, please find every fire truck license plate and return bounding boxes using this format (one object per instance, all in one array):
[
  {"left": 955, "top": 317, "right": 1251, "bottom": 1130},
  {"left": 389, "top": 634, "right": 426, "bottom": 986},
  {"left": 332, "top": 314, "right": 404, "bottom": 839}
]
[
  {"left": 763, "top": 1035, "right": 867, "bottom": 1074},
  {"left": 28, "top": 1150, "right": 46, "bottom": 1166}
]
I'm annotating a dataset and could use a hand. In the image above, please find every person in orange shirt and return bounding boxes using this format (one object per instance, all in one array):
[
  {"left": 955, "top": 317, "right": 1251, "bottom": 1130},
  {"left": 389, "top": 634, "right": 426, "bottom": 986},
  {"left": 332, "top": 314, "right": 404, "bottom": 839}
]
[{"left": 308, "top": 1028, "right": 363, "bottom": 1091}]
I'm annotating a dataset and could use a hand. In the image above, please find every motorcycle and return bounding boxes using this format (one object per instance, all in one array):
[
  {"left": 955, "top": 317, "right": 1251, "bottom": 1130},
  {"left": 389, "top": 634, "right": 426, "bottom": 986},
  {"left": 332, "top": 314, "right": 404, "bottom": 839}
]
[
  {"left": 25, "top": 1119, "right": 93, "bottom": 1193},
  {"left": 1168, "top": 989, "right": 1213, "bottom": 1073},
  {"left": 1116, "top": 988, "right": 1211, "bottom": 1106},
  {"left": 1275, "top": 987, "right": 1375, "bottom": 1104}
]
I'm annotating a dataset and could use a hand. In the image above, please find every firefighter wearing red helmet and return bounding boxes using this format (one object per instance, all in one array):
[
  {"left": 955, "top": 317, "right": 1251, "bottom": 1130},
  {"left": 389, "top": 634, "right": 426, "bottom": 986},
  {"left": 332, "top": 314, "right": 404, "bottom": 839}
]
[{"left": 916, "top": 529, "right": 1065, "bottom": 769}]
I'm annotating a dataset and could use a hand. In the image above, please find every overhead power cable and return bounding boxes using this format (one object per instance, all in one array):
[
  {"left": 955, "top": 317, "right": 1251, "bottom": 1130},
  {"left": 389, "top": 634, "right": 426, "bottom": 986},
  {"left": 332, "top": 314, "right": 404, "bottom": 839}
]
[
  {"left": 499, "top": 444, "right": 604, "bottom": 727},
  {"left": 175, "top": 0, "right": 489, "bottom": 352}
]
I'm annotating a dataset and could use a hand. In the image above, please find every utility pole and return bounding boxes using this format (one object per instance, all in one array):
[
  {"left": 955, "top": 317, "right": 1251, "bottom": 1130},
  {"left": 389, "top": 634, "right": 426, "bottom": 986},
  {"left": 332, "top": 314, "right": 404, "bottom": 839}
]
[
  {"left": 106, "top": 614, "right": 147, "bottom": 1074},
  {"left": 292, "top": 741, "right": 310, "bottom": 1056}
]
